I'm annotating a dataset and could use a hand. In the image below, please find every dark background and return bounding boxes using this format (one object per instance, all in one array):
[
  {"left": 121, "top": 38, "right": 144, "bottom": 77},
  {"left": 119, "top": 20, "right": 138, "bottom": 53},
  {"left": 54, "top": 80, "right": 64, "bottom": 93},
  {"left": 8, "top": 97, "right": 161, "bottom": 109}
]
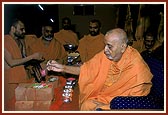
[
  {"left": 4, "top": 4, "right": 164, "bottom": 38},
  {"left": 4, "top": 4, "right": 59, "bottom": 37}
]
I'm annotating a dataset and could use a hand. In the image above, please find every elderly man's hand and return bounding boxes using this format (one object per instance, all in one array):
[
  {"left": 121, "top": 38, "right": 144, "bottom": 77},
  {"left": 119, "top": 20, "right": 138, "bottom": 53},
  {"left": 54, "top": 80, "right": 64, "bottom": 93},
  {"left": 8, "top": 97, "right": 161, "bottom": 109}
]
[{"left": 46, "top": 60, "right": 64, "bottom": 72}]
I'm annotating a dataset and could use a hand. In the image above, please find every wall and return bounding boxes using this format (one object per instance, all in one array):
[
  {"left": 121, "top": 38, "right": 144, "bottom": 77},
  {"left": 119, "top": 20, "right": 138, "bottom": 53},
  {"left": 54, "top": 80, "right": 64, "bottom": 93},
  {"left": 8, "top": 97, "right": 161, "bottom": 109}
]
[
  {"left": 58, "top": 4, "right": 118, "bottom": 38},
  {"left": 4, "top": 4, "right": 59, "bottom": 37},
  {"left": 4, "top": 3, "right": 164, "bottom": 39}
]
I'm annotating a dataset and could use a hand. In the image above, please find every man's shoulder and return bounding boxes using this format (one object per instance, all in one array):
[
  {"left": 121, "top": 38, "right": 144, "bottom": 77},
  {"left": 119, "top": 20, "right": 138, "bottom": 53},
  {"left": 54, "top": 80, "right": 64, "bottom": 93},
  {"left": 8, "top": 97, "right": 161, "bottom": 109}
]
[
  {"left": 99, "top": 33, "right": 105, "bottom": 36},
  {"left": 125, "top": 46, "right": 142, "bottom": 59},
  {"left": 54, "top": 29, "right": 76, "bottom": 35},
  {"left": 54, "top": 29, "right": 64, "bottom": 35},
  {"left": 4, "top": 35, "right": 13, "bottom": 42},
  {"left": 24, "top": 34, "right": 38, "bottom": 42},
  {"left": 80, "top": 34, "right": 90, "bottom": 39},
  {"left": 67, "top": 30, "right": 78, "bottom": 36},
  {"left": 84, "top": 50, "right": 105, "bottom": 65},
  {"left": 25, "top": 34, "right": 37, "bottom": 39},
  {"left": 4, "top": 34, "right": 11, "bottom": 38},
  {"left": 79, "top": 35, "right": 89, "bottom": 43},
  {"left": 4, "top": 35, "right": 15, "bottom": 47},
  {"left": 97, "top": 33, "right": 105, "bottom": 40},
  {"left": 51, "top": 37, "right": 63, "bottom": 46}
]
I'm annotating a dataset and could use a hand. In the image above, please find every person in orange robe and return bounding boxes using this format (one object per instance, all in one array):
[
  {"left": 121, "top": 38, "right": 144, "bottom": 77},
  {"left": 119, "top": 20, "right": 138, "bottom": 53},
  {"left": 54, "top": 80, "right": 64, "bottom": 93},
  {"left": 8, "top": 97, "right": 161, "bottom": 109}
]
[
  {"left": 28, "top": 24, "right": 67, "bottom": 69},
  {"left": 77, "top": 19, "right": 105, "bottom": 63},
  {"left": 54, "top": 17, "right": 79, "bottom": 46},
  {"left": 24, "top": 34, "right": 39, "bottom": 79},
  {"left": 46, "top": 28, "right": 153, "bottom": 111},
  {"left": 4, "top": 19, "right": 44, "bottom": 111},
  {"left": 24, "top": 34, "right": 38, "bottom": 56}
]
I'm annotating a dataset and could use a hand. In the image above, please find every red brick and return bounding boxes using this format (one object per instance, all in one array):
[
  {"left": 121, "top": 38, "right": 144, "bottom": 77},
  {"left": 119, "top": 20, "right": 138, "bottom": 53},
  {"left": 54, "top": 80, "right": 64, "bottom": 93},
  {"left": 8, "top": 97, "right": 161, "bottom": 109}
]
[
  {"left": 15, "top": 83, "right": 35, "bottom": 101},
  {"left": 15, "top": 101, "right": 34, "bottom": 111},
  {"left": 15, "top": 101, "right": 52, "bottom": 111},
  {"left": 34, "top": 101, "right": 51, "bottom": 111},
  {"left": 34, "top": 87, "right": 54, "bottom": 101},
  {"left": 15, "top": 83, "right": 54, "bottom": 101}
]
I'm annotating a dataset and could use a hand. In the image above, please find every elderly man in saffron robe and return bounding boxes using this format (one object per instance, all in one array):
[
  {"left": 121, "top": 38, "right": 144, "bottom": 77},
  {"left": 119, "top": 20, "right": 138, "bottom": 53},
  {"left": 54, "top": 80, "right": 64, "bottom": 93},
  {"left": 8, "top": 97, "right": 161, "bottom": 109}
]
[
  {"left": 28, "top": 24, "right": 68, "bottom": 68},
  {"left": 46, "top": 28, "right": 153, "bottom": 111}
]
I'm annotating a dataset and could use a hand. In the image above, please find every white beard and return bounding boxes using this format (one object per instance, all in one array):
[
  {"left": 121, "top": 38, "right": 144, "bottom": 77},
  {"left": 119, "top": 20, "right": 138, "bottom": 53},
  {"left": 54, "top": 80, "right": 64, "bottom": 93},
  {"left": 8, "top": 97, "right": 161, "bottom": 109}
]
[{"left": 44, "top": 36, "right": 53, "bottom": 41}]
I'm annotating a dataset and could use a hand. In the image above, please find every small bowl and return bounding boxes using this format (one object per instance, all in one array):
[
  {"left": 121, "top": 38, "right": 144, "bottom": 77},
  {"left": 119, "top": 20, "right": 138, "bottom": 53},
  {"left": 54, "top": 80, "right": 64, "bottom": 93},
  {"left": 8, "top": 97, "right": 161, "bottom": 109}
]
[{"left": 63, "top": 44, "right": 78, "bottom": 52}]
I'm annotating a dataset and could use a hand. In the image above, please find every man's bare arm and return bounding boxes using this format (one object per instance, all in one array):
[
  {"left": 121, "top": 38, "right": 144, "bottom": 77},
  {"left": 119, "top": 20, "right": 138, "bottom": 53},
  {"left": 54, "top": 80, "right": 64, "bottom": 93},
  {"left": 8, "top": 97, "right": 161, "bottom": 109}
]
[
  {"left": 47, "top": 60, "right": 80, "bottom": 75},
  {"left": 4, "top": 48, "right": 44, "bottom": 67}
]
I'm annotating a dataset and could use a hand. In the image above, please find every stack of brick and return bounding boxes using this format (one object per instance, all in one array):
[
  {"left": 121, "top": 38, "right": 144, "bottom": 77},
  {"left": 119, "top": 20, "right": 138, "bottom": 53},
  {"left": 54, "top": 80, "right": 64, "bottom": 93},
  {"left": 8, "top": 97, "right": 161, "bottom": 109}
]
[{"left": 15, "top": 79, "right": 59, "bottom": 111}]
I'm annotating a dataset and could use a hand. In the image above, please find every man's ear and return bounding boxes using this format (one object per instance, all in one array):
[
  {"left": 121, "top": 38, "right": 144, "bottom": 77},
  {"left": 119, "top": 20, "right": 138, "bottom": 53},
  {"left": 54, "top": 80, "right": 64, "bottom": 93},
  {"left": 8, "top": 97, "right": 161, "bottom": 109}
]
[
  {"left": 11, "top": 26, "right": 16, "bottom": 32},
  {"left": 42, "top": 27, "right": 45, "bottom": 34},
  {"left": 11, "top": 26, "right": 16, "bottom": 33},
  {"left": 121, "top": 43, "right": 127, "bottom": 53}
]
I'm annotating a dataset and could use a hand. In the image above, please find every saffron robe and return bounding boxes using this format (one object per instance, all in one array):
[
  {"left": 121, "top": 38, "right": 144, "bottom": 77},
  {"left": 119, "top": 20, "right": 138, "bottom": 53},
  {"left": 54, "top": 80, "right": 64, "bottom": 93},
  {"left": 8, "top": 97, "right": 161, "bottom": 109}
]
[
  {"left": 24, "top": 34, "right": 38, "bottom": 56},
  {"left": 131, "top": 39, "right": 145, "bottom": 53},
  {"left": 77, "top": 33, "right": 105, "bottom": 62},
  {"left": 28, "top": 37, "right": 67, "bottom": 65},
  {"left": 4, "top": 35, "right": 29, "bottom": 110},
  {"left": 54, "top": 29, "right": 79, "bottom": 46},
  {"left": 78, "top": 46, "right": 153, "bottom": 110}
]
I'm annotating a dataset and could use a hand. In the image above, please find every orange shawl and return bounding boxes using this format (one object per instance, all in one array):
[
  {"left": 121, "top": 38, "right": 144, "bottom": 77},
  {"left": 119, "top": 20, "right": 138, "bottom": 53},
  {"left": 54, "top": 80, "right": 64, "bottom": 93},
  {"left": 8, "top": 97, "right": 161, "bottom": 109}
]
[
  {"left": 54, "top": 29, "right": 79, "bottom": 45},
  {"left": 4, "top": 35, "right": 28, "bottom": 83},
  {"left": 29, "top": 37, "right": 67, "bottom": 62},
  {"left": 24, "top": 34, "right": 38, "bottom": 56},
  {"left": 4, "top": 35, "right": 28, "bottom": 110},
  {"left": 132, "top": 39, "right": 145, "bottom": 53},
  {"left": 78, "top": 46, "right": 153, "bottom": 109},
  {"left": 77, "top": 33, "right": 105, "bottom": 62}
]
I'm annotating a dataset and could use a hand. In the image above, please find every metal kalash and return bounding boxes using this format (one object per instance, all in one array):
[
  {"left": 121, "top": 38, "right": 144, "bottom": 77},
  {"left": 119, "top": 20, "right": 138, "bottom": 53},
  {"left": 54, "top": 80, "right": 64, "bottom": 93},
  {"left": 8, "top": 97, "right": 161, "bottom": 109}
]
[{"left": 63, "top": 44, "right": 79, "bottom": 65}]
